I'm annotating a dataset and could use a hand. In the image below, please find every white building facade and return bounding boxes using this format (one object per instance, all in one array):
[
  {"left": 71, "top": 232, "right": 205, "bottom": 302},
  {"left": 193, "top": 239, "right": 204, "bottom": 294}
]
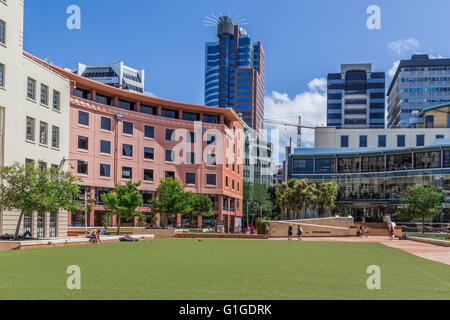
[
  {"left": 315, "top": 127, "right": 450, "bottom": 149},
  {"left": 0, "top": 0, "right": 70, "bottom": 238}
]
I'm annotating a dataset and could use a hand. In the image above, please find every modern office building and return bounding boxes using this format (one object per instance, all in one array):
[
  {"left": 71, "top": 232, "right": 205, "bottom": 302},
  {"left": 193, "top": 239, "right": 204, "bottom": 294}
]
[
  {"left": 387, "top": 54, "right": 450, "bottom": 128},
  {"left": 286, "top": 141, "right": 450, "bottom": 223},
  {"left": 73, "top": 62, "right": 145, "bottom": 94},
  {"left": 273, "top": 165, "right": 285, "bottom": 185},
  {"left": 315, "top": 126, "right": 450, "bottom": 149},
  {"left": 44, "top": 61, "right": 245, "bottom": 232},
  {"left": 327, "top": 64, "right": 385, "bottom": 129},
  {"left": 243, "top": 127, "right": 273, "bottom": 188},
  {"left": 0, "top": 1, "right": 71, "bottom": 238},
  {"left": 204, "top": 16, "right": 265, "bottom": 133}
]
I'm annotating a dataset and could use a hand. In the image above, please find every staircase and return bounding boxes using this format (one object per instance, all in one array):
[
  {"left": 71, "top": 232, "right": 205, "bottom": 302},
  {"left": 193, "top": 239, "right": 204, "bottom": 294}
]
[{"left": 355, "top": 222, "right": 390, "bottom": 236}]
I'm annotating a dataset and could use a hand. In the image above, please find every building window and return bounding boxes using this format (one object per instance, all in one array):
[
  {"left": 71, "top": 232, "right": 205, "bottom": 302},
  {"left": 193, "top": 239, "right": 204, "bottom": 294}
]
[
  {"left": 144, "top": 125, "right": 154, "bottom": 138},
  {"left": 165, "top": 171, "right": 175, "bottom": 178},
  {"left": 293, "top": 159, "right": 314, "bottom": 174},
  {"left": 359, "top": 135, "right": 367, "bottom": 148},
  {"left": 416, "top": 134, "right": 425, "bottom": 147},
  {"left": 122, "top": 167, "right": 132, "bottom": 179},
  {"left": 40, "top": 84, "right": 49, "bottom": 105},
  {"left": 39, "top": 122, "right": 48, "bottom": 145},
  {"left": 165, "top": 129, "right": 175, "bottom": 141},
  {"left": 207, "top": 153, "right": 216, "bottom": 166},
  {"left": 122, "top": 144, "right": 133, "bottom": 157},
  {"left": 143, "top": 169, "right": 154, "bottom": 181},
  {"left": 140, "top": 104, "right": 156, "bottom": 115},
  {"left": 0, "top": 20, "right": 5, "bottom": 44},
  {"left": 144, "top": 147, "right": 154, "bottom": 160},
  {"left": 436, "top": 135, "right": 444, "bottom": 140},
  {"left": 425, "top": 115, "right": 434, "bottom": 128},
  {"left": 207, "top": 134, "right": 216, "bottom": 145},
  {"left": 78, "top": 136, "right": 88, "bottom": 150},
  {"left": 0, "top": 63, "right": 4, "bottom": 87},
  {"left": 52, "top": 126, "right": 60, "bottom": 149},
  {"left": 52, "top": 90, "right": 60, "bottom": 111},
  {"left": 78, "top": 111, "right": 89, "bottom": 126},
  {"left": 101, "top": 117, "right": 111, "bottom": 131},
  {"left": 186, "top": 152, "right": 195, "bottom": 164},
  {"left": 341, "top": 135, "right": 349, "bottom": 148},
  {"left": 161, "top": 108, "right": 178, "bottom": 119},
  {"left": 165, "top": 150, "right": 174, "bottom": 162},
  {"left": 225, "top": 176, "right": 229, "bottom": 187},
  {"left": 27, "top": 78, "right": 36, "bottom": 100},
  {"left": 26, "top": 117, "right": 35, "bottom": 142},
  {"left": 123, "top": 121, "right": 133, "bottom": 135},
  {"left": 378, "top": 135, "right": 386, "bottom": 148},
  {"left": 397, "top": 135, "right": 405, "bottom": 148},
  {"left": 187, "top": 131, "right": 195, "bottom": 143},
  {"left": 100, "top": 164, "right": 110, "bottom": 177},
  {"left": 206, "top": 174, "right": 216, "bottom": 186},
  {"left": 186, "top": 172, "right": 196, "bottom": 184},
  {"left": 77, "top": 161, "right": 88, "bottom": 175},
  {"left": 100, "top": 140, "right": 111, "bottom": 154}
]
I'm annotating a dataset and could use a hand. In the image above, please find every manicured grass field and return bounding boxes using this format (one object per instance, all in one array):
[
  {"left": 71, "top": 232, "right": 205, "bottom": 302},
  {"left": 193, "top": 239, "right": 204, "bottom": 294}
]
[{"left": 0, "top": 239, "right": 449, "bottom": 300}]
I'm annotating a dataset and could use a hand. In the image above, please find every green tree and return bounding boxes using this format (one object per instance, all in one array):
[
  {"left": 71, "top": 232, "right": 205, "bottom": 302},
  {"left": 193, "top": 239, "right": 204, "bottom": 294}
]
[
  {"left": 394, "top": 185, "right": 444, "bottom": 233},
  {"left": 243, "top": 182, "right": 273, "bottom": 225},
  {"left": 186, "top": 192, "right": 213, "bottom": 227},
  {"left": 316, "top": 181, "right": 339, "bottom": 218},
  {"left": 0, "top": 162, "right": 80, "bottom": 240},
  {"left": 150, "top": 177, "right": 190, "bottom": 227},
  {"left": 101, "top": 180, "right": 143, "bottom": 235},
  {"left": 275, "top": 181, "right": 290, "bottom": 220}
]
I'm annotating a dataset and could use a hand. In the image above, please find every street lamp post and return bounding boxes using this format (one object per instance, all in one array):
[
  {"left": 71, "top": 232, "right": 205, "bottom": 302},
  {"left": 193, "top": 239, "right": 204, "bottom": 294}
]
[{"left": 84, "top": 189, "right": 88, "bottom": 234}]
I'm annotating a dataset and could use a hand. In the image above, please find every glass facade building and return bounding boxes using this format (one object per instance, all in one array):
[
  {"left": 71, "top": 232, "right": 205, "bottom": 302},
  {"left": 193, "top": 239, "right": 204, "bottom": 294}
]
[
  {"left": 387, "top": 54, "right": 450, "bottom": 128},
  {"left": 287, "top": 141, "right": 450, "bottom": 223},
  {"left": 205, "top": 17, "right": 265, "bottom": 133},
  {"left": 327, "top": 64, "right": 385, "bottom": 129}
]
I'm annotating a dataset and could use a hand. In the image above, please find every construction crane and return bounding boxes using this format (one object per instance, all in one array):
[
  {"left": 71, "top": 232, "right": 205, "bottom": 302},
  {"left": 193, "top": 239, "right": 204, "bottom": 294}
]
[{"left": 264, "top": 116, "right": 316, "bottom": 148}]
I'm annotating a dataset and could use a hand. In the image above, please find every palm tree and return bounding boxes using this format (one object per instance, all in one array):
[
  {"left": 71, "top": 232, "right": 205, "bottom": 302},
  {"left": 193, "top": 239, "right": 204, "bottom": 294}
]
[
  {"left": 317, "top": 181, "right": 339, "bottom": 218},
  {"left": 275, "top": 181, "right": 290, "bottom": 220}
]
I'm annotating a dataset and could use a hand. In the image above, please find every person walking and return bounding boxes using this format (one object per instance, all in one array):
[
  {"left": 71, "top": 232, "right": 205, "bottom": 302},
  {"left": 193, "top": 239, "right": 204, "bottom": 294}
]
[
  {"left": 297, "top": 225, "right": 303, "bottom": 240},
  {"left": 265, "top": 224, "right": 270, "bottom": 236},
  {"left": 288, "top": 224, "right": 293, "bottom": 240},
  {"left": 389, "top": 225, "right": 395, "bottom": 240}
]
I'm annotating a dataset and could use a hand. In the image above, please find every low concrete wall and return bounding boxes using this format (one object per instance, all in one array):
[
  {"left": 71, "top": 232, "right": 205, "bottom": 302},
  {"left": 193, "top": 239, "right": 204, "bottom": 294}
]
[
  {"left": 132, "top": 228, "right": 176, "bottom": 239},
  {"left": 0, "top": 242, "right": 21, "bottom": 251},
  {"left": 406, "top": 236, "right": 450, "bottom": 247},
  {"left": 175, "top": 233, "right": 268, "bottom": 240},
  {"left": 270, "top": 217, "right": 354, "bottom": 238}
]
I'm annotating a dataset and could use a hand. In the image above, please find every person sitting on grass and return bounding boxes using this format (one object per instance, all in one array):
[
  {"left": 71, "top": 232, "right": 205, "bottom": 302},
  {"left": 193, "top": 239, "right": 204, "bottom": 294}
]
[
  {"left": 95, "top": 229, "right": 103, "bottom": 245},
  {"left": 100, "top": 227, "right": 110, "bottom": 236}
]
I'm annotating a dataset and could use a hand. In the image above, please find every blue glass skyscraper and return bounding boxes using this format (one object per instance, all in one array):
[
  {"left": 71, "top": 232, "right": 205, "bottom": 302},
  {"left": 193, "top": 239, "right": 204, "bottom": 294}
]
[{"left": 205, "top": 16, "right": 265, "bottom": 133}]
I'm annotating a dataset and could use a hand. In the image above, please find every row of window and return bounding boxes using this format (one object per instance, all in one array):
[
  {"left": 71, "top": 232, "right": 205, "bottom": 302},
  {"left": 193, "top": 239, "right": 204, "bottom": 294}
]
[
  {"left": 340, "top": 134, "right": 433, "bottom": 148},
  {"left": 26, "top": 116, "right": 60, "bottom": 149},
  {"left": 74, "top": 89, "right": 221, "bottom": 124},
  {"left": 77, "top": 160, "right": 219, "bottom": 185},
  {"left": 27, "top": 77, "right": 61, "bottom": 111},
  {"left": 292, "top": 150, "right": 450, "bottom": 174}
]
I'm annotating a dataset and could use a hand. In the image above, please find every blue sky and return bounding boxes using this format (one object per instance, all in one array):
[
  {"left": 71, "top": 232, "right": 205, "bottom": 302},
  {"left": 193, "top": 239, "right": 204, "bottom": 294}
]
[{"left": 23, "top": 0, "right": 450, "bottom": 162}]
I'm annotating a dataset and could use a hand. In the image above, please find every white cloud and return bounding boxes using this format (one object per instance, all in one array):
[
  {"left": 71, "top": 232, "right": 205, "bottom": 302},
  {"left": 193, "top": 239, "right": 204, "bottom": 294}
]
[
  {"left": 144, "top": 91, "right": 157, "bottom": 97},
  {"left": 264, "top": 78, "right": 327, "bottom": 163},
  {"left": 388, "top": 38, "right": 420, "bottom": 55},
  {"left": 388, "top": 60, "right": 400, "bottom": 78},
  {"left": 429, "top": 53, "right": 446, "bottom": 59}
]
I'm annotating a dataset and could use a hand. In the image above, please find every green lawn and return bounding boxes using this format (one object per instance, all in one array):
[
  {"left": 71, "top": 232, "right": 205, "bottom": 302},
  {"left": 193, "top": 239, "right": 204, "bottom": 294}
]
[
  {"left": 420, "top": 236, "right": 450, "bottom": 242},
  {"left": 0, "top": 239, "right": 449, "bottom": 300}
]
